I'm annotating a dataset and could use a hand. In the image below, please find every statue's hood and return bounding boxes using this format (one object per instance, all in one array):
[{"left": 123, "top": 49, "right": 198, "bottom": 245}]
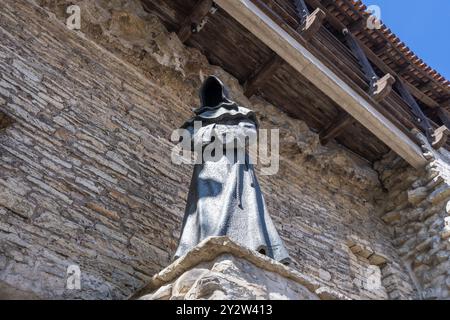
[
  {"left": 182, "top": 75, "right": 259, "bottom": 130},
  {"left": 199, "top": 76, "right": 232, "bottom": 108}
]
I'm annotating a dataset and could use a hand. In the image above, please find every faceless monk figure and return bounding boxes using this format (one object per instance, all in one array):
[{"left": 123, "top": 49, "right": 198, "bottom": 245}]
[{"left": 174, "top": 76, "right": 290, "bottom": 265}]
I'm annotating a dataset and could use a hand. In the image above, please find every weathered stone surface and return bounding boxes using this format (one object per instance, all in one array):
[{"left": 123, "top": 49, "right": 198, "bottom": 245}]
[
  {"left": 428, "top": 185, "right": 450, "bottom": 205},
  {"left": 0, "top": 281, "right": 40, "bottom": 300},
  {"left": 135, "top": 237, "right": 343, "bottom": 300},
  {"left": 149, "top": 283, "right": 172, "bottom": 300},
  {"left": 318, "top": 269, "right": 332, "bottom": 282},
  {"left": 376, "top": 134, "right": 450, "bottom": 300},
  {"left": 0, "top": 0, "right": 418, "bottom": 299},
  {"left": 407, "top": 187, "right": 428, "bottom": 205},
  {"left": 369, "top": 254, "right": 388, "bottom": 266},
  {"left": 382, "top": 210, "right": 401, "bottom": 224}
]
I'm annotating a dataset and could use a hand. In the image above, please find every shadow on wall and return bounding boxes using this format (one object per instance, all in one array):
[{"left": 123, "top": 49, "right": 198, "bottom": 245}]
[{"left": 0, "top": 112, "right": 14, "bottom": 131}]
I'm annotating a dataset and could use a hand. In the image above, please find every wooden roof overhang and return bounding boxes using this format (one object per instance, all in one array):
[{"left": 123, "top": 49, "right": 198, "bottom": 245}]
[
  {"left": 328, "top": 0, "right": 450, "bottom": 110},
  {"left": 141, "top": 0, "right": 450, "bottom": 168}
]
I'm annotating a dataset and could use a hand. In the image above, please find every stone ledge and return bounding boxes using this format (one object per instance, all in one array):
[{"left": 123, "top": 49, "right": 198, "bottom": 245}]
[{"left": 130, "top": 237, "right": 349, "bottom": 300}]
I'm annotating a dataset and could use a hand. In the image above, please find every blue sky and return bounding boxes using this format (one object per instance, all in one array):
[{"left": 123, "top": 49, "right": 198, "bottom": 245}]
[{"left": 367, "top": 0, "right": 450, "bottom": 81}]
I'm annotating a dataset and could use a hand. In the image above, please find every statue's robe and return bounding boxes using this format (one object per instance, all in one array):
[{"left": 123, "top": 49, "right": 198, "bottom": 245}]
[{"left": 174, "top": 76, "right": 290, "bottom": 265}]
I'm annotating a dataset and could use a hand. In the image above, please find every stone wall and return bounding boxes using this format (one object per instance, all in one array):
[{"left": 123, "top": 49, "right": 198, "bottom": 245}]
[
  {"left": 0, "top": 0, "right": 417, "bottom": 299},
  {"left": 376, "top": 133, "right": 450, "bottom": 299}
]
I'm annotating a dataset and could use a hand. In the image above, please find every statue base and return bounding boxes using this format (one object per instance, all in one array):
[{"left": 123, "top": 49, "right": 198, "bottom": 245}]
[{"left": 131, "top": 237, "right": 348, "bottom": 300}]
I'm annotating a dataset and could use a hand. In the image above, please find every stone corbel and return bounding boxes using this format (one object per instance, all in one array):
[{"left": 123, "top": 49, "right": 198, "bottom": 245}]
[
  {"left": 131, "top": 237, "right": 349, "bottom": 300},
  {"left": 371, "top": 73, "right": 396, "bottom": 102},
  {"left": 431, "top": 126, "right": 449, "bottom": 150},
  {"left": 298, "top": 8, "right": 326, "bottom": 41}
]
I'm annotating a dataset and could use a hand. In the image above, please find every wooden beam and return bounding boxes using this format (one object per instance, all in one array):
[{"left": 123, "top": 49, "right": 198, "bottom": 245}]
[
  {"left": 215, "top": 0, "right": 426, "bottom": 168},
  {"left": 342, "top": 29, "right": 394, "bottom": 102},
  {"left": 418, "top": 81, "right": 435, "bottom": 92},
  {"left": 372, "top": 41, "right": 390, "bottom": 55},
  {"left": 437, "top": 108, "right": 450, "bottom": 128},
  {"left": 442, "top": 99, "right": 450, "bottom": 109},
  {"left": 347, "top": 19, "right": 365, "bottom": 33},
  {"left": 177, "top": 0, "right": 213, "bottom": 43},
  {"left": 364, "top": 49, "right": 439, "bottom": 108},
  {"left": 320, "top": 112, "right": 354, "bottom": 145},
  {"left": 293, "top": 0, "right": 310, "bottom": 23},
  {"left": 395, "top": 79, "right": 434, "bottom": 143},
  {"left": 242, "top": 1, "right": 325, "bottom": 97},
  {"left": 343, "top": 29, "right": 378, "bottom": 84},
  {"left": 302, "top": 0, "right": 440, "bottom": 109},
  {"left": 243, "top": 54, "right": 284, "bottom": 97},
  {"left": 339, "top": 0, "right": 449, "bottom": 97},
  {"left": 397, "top": 63, "right": 411, "bottom": 76}
]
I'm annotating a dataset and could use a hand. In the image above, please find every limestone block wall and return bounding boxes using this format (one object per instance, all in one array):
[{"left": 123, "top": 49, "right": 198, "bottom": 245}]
[
  {"left": 0, "top": 0, "right": 416, "bottom": 299},
  {"left": 376, "top": 134, "right": 450, "bottom": 299}
]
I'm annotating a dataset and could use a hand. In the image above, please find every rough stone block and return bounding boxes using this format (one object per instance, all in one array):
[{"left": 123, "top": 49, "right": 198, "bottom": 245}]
[
  {"left": 133, "top": 237, "right": 349, "bottom": 300},
  {"left": 428, "top": 185, "right": 450, "bottom": 205},
  {"left": 369, "top": 254, "right": 388, "bottom": 266},
  {"left": 381, "top": 210, "right": 401, "bottom": 224},
  {"left": 407, "top": 187, "right": 429, "bottom": 205}
]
